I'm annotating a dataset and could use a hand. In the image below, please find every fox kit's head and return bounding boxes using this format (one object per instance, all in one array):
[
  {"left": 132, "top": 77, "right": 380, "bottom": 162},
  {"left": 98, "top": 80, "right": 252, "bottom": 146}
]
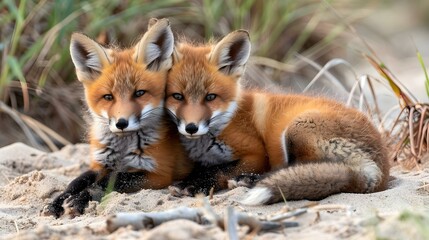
[
  {"left": 70, "top": 18, "right": 174, "bottom": 135},
  {"left": 166, "top": 30, "right": 251, "bottom": 138}
]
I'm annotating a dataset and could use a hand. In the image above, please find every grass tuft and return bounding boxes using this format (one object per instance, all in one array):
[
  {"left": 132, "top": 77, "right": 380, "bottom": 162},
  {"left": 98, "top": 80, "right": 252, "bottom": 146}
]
[{"left": 1, "top": 0, "right": 370, "bottom": 150}]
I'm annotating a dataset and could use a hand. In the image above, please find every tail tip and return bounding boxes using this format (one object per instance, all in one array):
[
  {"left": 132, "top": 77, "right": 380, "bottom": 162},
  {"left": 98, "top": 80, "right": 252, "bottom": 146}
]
[{"left": 240, "top": 187, "right": 272, "bottom": 205}]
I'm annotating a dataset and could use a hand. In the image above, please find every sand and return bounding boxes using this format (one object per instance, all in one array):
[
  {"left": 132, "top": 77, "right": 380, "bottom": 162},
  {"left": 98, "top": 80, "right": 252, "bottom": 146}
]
[{"left": 0, "top": 142, "right": 429, "bottom": 239}]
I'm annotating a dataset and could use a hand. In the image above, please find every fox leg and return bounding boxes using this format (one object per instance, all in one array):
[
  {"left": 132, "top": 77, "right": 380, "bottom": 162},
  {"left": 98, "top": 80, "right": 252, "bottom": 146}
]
[
  {"left": 43, "top": 168, "right": 157, "bottom": 218},
  {"left": 169, "top": 154, "right": 268, "bottom": 197},
  {"left": 169, "top": 161, "right": 240, "bottom": 197},
  {"left": 42, "top": 169, "right": 105, "bottom": 218},
  {"left": 62, "top": 170, "right": 157, "bottom": 216}
]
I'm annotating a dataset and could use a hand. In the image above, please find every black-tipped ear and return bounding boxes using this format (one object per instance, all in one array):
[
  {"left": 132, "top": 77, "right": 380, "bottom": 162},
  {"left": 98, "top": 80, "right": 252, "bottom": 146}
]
[
  {"left": 133, "top": 18, "right": 174, "bottom": 71},
  {"left": 70, "top": 33, "right": 112, "bottom": 82},
  {"left": 209, "top": 30, "right": 251, "bottom": 77}
]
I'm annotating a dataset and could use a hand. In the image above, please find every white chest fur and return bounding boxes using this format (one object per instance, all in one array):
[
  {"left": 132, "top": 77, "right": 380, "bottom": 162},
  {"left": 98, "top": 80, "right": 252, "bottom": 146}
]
[{"left": 92, "top": 126, "right": 159, "bottom": 172}]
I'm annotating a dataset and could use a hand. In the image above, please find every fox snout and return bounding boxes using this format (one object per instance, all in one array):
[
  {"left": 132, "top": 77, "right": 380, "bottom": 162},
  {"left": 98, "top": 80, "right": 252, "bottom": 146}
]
[
  {"left": 178, "top": 120, "right": 209, "bottom": 138},
  {"left": 115, "top": 118, "right": 129, "bottom": 130},
  {"left": 109, "top": 115, "right": 140, "bottom": 134},
  {"left": 185, "top": 123, "right": 198, "bottom": 134}
]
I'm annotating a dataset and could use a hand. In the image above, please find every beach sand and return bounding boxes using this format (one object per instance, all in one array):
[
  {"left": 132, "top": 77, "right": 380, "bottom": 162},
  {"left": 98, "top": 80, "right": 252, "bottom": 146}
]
[{"left": 1, "top": 142, "right": 428, "bottom": 239}]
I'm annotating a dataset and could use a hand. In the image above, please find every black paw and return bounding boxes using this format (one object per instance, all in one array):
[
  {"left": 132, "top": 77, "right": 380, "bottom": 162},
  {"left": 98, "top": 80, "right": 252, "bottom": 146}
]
[
  {"left": 64, "top": 190, "right": 91, "bottom": 217},
  {"left": 41, "top": 192, "right": 71, "bottom": 218},
  {"left": 41, "top": 202, "right": 64, "bottom": 218},
  {"left": 168, "top": 181, "right": 212, "bottom": 197},
  {"left": 168, "top": 182, "right": 196, "bottom": 197},
  {"left": 228, "top": 173, "right": 262, "bottom": 189}
]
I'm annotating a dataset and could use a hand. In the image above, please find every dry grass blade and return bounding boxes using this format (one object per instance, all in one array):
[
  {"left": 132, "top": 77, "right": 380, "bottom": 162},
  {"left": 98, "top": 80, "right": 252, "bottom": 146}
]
[
  {"left": 34, "top": 10, "right": 85, "bottom": 68},
  {"left": 378, "top": 105, "right": 401, "bottom": 132},
  {"left": 20, "top": 114, "right": 71, "bottom": 147},
  {"left": 391, "top": 128, "right": 409, "bottom": 162},
  {"left": 411, "top": 105, "right": 429, "bottom": 161},
  {"left": 409, "top": 107, "right": 417, "bottom": 157},
  {"left": 346, "top": 75, "right": 374, "bottom": 113},
  {"left": 389, "top": 104, "right": 429, "bottom": 168},
  {"left": 0, "top": 101, "right": 42, "bottom": 149},
  {"left": 347, "top": 75, "right": 366, "bottom": 107},
  {"left": 0, "top": 100, "right": 71, "bottom": 151},
  {"left": 421, "top": 120, "right": 429, "bottom": 157},
  {"left": 364, "top": 54, "right": 416, "bottom": 108},
  {"left": 296, "top": 54, "right": 352, "bottom": 94},
  {"left": 366, "top": 75, "right": 383, "bottom": 124},
  {"left": 249, "top": 56, "right": 296, "bottom": 73},
  {"left": 416, "top": 106, "right": 428, "bottom": 157},
  {"left": 23, "top": 118, "right": 58, "bottom": 151}
]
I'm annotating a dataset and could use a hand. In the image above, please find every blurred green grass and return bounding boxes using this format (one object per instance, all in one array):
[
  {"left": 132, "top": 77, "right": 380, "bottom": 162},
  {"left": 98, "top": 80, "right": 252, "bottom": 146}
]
[{"left": 0, "top": 0, "right": 397, "bottom": 150}]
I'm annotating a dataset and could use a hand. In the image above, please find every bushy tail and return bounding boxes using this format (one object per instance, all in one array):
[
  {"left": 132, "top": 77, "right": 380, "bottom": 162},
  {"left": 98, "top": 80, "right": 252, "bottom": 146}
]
[{"left": 240, "top": 161, "right": 381, "bottom": 205}]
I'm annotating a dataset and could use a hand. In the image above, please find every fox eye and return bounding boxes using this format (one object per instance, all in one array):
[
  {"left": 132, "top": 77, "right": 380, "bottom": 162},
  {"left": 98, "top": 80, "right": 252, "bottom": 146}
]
[
  {"left": 172, "top": 93, "right": 184, "bottom": 101},
  {"left": 103, "top": 94, "right": 113, "bottom": 101},
  {"left": 205, "top": 94, "right": 217, "bottom": 101},
  {"left": 135, "top": 90, "right": 146, "bottom": 97}
]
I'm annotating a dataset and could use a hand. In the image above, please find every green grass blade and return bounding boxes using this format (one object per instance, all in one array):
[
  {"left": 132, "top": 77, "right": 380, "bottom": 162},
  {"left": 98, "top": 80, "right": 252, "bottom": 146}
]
[
  {"left": 416, "top": 50, "right": 429, "bottom": 97},
  {"left": 6, "top": 56, "right": 26, "bottom": 83}
]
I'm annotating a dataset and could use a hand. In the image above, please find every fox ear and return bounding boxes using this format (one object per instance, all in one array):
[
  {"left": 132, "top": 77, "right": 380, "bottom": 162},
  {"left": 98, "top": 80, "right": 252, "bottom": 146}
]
[
  {"left": 133, "top": 18, "right": 174, "bottom": 71},
  {"left": 209, "top": 30, "right": 251, "bottom": 77},
  {"left": 147, "top": 18, "right": 159, "bottom": 28},
  {"left": 70, "top": 33, "right": 112, "bottom": 83}
]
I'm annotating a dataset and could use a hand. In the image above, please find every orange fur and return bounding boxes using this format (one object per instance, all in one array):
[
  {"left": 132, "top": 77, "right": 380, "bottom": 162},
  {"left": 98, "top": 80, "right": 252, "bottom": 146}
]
[
  {"left": 166, "top": 30, "right": 390, "bottom": 203},
  {"left": 43, "top": 19, "right": 192, "bottom": 218},
  {"left": 82, "top": 25, "right": 190, "bottom": 187}
]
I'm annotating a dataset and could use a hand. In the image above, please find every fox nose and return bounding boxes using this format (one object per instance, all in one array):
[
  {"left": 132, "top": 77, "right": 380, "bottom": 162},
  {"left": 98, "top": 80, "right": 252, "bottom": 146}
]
[
  {"left": 185, "top": 123, "right": 198, "bottom": 134},
  {"left": 116, "top": 118, "right": 129, "bottom": 130}
]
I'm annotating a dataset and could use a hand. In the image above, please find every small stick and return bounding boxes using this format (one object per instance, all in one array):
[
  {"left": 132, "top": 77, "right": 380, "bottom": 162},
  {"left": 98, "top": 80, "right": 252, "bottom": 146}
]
[
  {"left": 106, "top": 207, "right": 203, "bottom": 233},
  {"left": 268, "top": 208, "right": 307, "bottom": 222},
  {"left": 209, "top": 187, "right": 214, "bottom": 200},
  {"left": 235, "top": 211, "right": 298, "bottom": 233},
  {"left": 14, "top": 220, "right": 19, "bottom": 233},
  {"left": 225, "top": 207, "right": 239, "bottom": 240},
  {"left": 310, "top": 204, "right": 350, "bottom": 211},
  {"left": 201, "top": 197, "right": 223, "bottom": 228},
  {"left": 313, "top": 212, "right": 321, "bottom": 224},
  {"left": 106, "top": 199, "right": 300, "bottom": 233}
]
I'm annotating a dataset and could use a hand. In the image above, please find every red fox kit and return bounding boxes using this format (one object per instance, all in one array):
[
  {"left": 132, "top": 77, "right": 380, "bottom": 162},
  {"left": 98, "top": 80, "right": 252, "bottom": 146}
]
[
  {"left": 165, "top": 30, "right": 390, "bottom": 204},
  {"left": 43, "top": 19, "right": 191, "bottom": 217}
]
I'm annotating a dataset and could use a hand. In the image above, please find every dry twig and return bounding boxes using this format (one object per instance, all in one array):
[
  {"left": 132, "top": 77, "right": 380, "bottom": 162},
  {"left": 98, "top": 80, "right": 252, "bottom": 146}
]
[{"left": 106, "top": 197, "right": 299, "bottom": 234}]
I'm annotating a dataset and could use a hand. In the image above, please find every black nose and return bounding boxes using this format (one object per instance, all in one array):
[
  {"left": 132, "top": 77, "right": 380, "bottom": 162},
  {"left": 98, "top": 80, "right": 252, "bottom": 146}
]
[
  {"left": 116, "top": 118, "right": 128, "bottom": 130},
  {"left": 185, "top": 123, "right": 198, "bottom": 134}
]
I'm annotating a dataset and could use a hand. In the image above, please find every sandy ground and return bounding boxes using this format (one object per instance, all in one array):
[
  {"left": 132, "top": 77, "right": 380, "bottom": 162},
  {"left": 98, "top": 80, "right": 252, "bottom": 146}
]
[{"left": 0, "top": 142, "right": 429, "bottom": 239}]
